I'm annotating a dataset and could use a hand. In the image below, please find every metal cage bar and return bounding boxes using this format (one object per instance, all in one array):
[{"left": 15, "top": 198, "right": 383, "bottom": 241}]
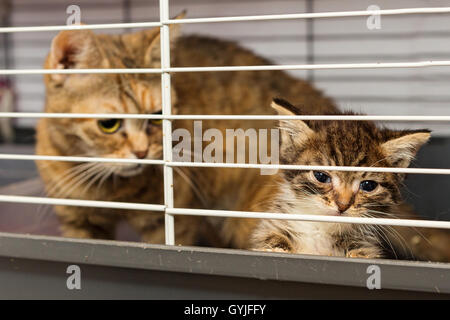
[{"left": 160, "top": 0, "right": 175, "bottom": 245}]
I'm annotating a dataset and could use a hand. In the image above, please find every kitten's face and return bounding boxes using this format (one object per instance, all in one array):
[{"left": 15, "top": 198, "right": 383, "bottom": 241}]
[
  {"left": 273, "top": 98, "right": 430, "bottom": 230},
  {"left": 43, "top": 25, "right": 180, "bottom": 177},
  {"left": 282, "top": 138, "right": 401, "bottom": 221}
]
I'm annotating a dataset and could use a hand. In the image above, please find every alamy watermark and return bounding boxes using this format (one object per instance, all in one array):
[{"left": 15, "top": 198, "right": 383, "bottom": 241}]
[
  {"left": 66, "top": 265, "right": 81, "bottom": 290},
  {"left": 66, "top": 5, "right": 81, "bottom": 25},
  {"left": 366, "top": 5, "right": 381, "bottom": 30},
  {"left": 366, "top": 265, "right": 381, "bottom": 289},
  {"left": 172, "top": 121, "right": 280, "bottom": 175}
]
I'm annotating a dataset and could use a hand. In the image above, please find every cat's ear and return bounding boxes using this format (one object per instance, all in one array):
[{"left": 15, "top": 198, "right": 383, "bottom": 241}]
[
  {"left": 46, "top": 29, "right": 108, "bottom": 84},
  {"left": 380, "top": 130, "right": 431, "bottom": 167},
  {"left": 271, "top": 98, "right": 314, "bottom": 151},
  {"left": 143, "top": 11, "right": 186, "bottom": 67}
]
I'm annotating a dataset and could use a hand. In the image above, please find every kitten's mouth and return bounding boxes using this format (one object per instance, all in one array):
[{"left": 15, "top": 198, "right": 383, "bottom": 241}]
[
  {"left": 329, "top": 211, "right": 342, "bottom": 216},
  {"left": 116, "top": 164, "right": 144, "bottom": 177}
]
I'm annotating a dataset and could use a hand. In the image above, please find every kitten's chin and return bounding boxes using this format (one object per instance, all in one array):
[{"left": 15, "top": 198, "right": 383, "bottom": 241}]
[{"left": 115, "top": 164, "right": 144, "bottom": 178}]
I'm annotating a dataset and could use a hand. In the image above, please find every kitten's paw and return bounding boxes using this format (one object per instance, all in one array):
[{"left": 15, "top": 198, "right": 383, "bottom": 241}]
[
  {"left": 252, "top": 247, "right": 289, "bottom": 253},
  {"left": 346, "top": 248, "right": 381, "bottom": 259}
]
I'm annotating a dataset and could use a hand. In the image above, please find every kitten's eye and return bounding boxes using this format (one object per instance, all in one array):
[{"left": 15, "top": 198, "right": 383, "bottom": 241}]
[
  {"left": 98, "top": 119, "right": 122, "bottom": 134},
  {"left": 360, "top": 180, "right": 378, "bottom": 192},
  {"left": 313, "top": 171, "right": 331, "bottom": 183}
]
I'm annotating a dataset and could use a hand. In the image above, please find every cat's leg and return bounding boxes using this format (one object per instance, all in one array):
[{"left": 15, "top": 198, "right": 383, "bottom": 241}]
[
  {"left": 56, "top": 206, "right": 118, "bottom": 240},
  {"left": 126, "top": 212, "right": 165, "bottom": 244},
  {"left": 126, "top": 212, "right": 204, "bottom": 245}
]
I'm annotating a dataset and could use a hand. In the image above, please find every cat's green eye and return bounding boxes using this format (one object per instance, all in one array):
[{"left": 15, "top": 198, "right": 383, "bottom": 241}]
[
  {"left": 98, "top": 119, "right": 122, "bottom": 134},
  {"left": 150, "top": 111, "right": 163, "bottom": 126},
  {"left": 151, "top": 119, "right": 163, "bottom": 125}
]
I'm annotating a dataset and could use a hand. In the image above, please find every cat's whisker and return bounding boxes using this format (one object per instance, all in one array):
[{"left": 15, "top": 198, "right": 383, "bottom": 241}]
[
  {"left": 36, "top": 162, "right": 96, "bottom": 221},
  {"left": 45, "top": 162, "right": 97, "bottom": 196},
  {"left": 54, "top": 163, "right": 103, "bottom": 200},
  {"left": 174, "top": 167, "right": 208, "bottom": 207},
  {"left": 96, "top": 167, "right": 115, "bottom": 197},
  {"left": 81, "top": 167, "right": 110, "bottom": 198}
]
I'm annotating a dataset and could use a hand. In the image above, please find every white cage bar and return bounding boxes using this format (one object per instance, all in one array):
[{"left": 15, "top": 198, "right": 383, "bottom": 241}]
[
  {"left": 0, "top": 3, "right": 450, "bottom": 244},
  {"left": 4, "top": 60, "right": 450, "bottom": 76},
  {"left": 160, "top": 0, "right": 175, "bottom": 245}
]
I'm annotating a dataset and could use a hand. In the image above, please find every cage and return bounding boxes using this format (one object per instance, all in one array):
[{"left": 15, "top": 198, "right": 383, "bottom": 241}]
[{"left": 0, "top": 0, "right": 449, "bottom": 299}]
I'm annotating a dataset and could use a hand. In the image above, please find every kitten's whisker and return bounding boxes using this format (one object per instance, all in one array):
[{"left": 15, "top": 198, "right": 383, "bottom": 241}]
[
  {"left": 361, "top": 212, "right": 398, "bottom": 258},
  {"left": 364, "top": 210, "right": 414, "bottom": 258}
]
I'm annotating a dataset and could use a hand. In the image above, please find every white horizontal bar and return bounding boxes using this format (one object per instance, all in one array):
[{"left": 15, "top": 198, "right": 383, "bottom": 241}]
[
  {"left": 1, "top": 194, "right": 448, "bottom": 230},
  {"left": 167, "top": 7, "right": 450, "bottom": 24},
  {"left": 0, "top": 113, "right": 165, "bottom": 119},
  {"left": 168, "top": 61, "right": 450, "bottom": 72},
  {"left": 1, "top": 153, "right": 446, "bottom": 175},
  {"left": 0, "top": 154, "right": 164, "bottom": 165},
  {"left": 0, "top": 22, "right": 161, "bottom": 33},
  {"left": 0, "top": 195, "right": 165, "bottom": 212},
  {"left": 3, "top": 61, "right": 450, "bottom": 76},
  {"left": 168, "top": 162, "right": 450, "bottom": 175},
  {"left": 1, "top": 7, "right": 449, "bottom": 34},
  {"left": 0, "top": 68, "right": 162, "bottom": 75},
  {"left": 1, "top": 113, "right": 450, "bottom": 122},
  {"left": 168, "top": 208, "right": 450, "bottom": 230}
]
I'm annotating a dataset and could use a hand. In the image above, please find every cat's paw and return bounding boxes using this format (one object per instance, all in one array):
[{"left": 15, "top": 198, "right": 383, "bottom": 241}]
[
  {"left": 62, "top": 228, "right": 94, "bottom": 239},
  {"left": 346, "top": 248, "right": 381, "bottom": 259}
]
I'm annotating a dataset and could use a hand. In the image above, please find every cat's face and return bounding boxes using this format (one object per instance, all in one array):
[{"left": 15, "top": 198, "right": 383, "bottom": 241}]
[
  {"left": 58, "top": 87, "right": 164, "bottom": 177},
  {"left": 273, "top": 98, "right": 430, "bottom": 228},
  {"left": 43, "top": 23, "right": 181, "bottom": 177}
]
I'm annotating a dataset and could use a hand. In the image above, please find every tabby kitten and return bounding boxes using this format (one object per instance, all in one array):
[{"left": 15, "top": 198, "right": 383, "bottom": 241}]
[
  {"left": 36, "top": 14, "right": 336, "bottom": 244},
  {"left": 248, "top": 98, "right": 431, "bottom": 258}
]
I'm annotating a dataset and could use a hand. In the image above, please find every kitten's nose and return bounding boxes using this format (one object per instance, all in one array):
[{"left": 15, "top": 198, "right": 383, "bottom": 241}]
[
  {"left": 335, "top": 190, "right": 354, "bottom": 214},
  {"left": 336, "top": 201, "right": 352, "bottom": 214},
  {"left": 133, "top": 150, "right": 148, "bottom": 159}
]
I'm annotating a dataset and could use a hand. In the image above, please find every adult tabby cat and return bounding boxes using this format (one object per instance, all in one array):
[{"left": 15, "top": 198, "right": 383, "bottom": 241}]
[
  {"left": 246, "top": 98, "right": 450, "bottom": 260},
  {"left": 35, "top": 15, "right": 335, "bottom": 244}
]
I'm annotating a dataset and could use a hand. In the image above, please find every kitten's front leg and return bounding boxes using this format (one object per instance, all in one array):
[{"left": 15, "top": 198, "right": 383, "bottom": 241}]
[
  {"left": 346, "top": 247, "right": 383, "bottom": 259},
  {"left": 251, "top": 232, "right": 295, "bottom": 254}
]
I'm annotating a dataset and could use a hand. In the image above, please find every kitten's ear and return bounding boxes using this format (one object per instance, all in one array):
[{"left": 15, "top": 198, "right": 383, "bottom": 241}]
[
  {"left": 143, "top": 11, "right": 186, "bottom": 67},
  {"left": 381, "top": 130, "right": 431, "bottom": 167},
  {"left": 46, "top": 29, "right": 107, "bottom": 84},
  {"left": 272, "top": 98, "right": 314, "bottom": 151}
]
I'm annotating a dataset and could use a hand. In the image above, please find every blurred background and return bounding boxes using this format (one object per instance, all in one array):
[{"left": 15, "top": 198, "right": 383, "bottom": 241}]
[{"left": 0, "top": 0, "right": 449, "bottom": 236}]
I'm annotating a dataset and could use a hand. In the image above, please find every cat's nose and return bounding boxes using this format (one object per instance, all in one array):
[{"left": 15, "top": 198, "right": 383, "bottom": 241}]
[{"left": 133, "top": 150, "right": 148, "bottom": 159}]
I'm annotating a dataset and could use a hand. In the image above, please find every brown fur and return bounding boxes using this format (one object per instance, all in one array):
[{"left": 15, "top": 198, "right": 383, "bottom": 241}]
[{"left": 36, "top": 20, "right": 335, "bottom": 245}]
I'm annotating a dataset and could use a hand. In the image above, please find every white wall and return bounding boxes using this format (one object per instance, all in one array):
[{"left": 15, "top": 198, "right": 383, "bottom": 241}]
[{"left": 6, "top": 0, "right": 450, "bottom": 134}]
